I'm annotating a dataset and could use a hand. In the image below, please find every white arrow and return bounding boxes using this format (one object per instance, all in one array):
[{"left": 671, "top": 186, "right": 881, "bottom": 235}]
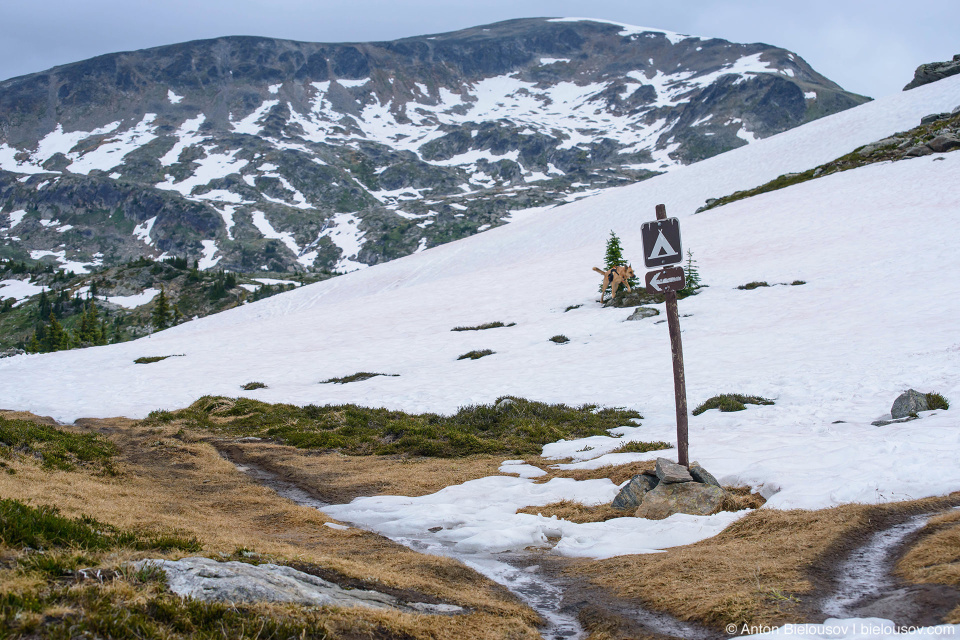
[
  {"left": 649, "top": 271, "right": 683, "bottom": 292},
  {"left": 649, "top": 271, "right": 665, "bottom": 292}
]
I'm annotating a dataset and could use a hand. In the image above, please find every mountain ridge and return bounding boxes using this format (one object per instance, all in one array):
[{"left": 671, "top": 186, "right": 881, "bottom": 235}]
[{"left": 0, "top": 18, "right": 869, "bottom": 275}]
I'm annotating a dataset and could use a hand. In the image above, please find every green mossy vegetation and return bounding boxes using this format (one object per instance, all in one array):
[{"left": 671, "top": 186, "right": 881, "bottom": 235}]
[
  {"left": 144, "top": 396, "right": 643, "bottom": 458},
  {"left": 451, "top": 321, "right": 515, "bottom": 331},
  {"left": 693, "top": 394, "right": 775, "bottom": 416},
  {"left": 457, "top": 349, "right": 494, "bottom": 360},
  {"left": 549, "top": 335, "right": 570, "bottom": 344},
  {"left": 926, "top": 392, "right": 950, "bottom": 411},
  {"left": 737, "top": 281, "right": 770, "bottom": 290},
  {"left": 319, "top": 372, "right": 399, "bottom": 384},
  {"left": 134, "top": 356, "right": 174, "bottom": 364},
  {"left": 0, "top": 499, "right": 200, "bottom": 554},
  {"left": 610, "top": 440, "right": 672, "bottom": 454},
  {"left": 241, "top": 381, "right": 267, "bottom": 390},
  {"left": 0, "top": 415, "right": 117, "bottom": 472}
]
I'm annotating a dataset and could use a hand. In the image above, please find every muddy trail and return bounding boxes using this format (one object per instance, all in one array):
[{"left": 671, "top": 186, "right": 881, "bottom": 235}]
[
  {"left": 814, "top": 506, "right": 960, "bottom": 627},
  {"left": 219, "top": 445, "right": 958, "bottom": 639}
]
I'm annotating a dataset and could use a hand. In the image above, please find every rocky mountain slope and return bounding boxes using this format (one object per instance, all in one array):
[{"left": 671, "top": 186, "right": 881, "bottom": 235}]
[{"left": 0, "top": 17, "right": 868, "bottom": 274}]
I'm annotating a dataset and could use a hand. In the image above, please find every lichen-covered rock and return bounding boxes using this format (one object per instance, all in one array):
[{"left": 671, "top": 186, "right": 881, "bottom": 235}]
[
  {"left": 634, "top": 482, "right": 726, "bottom": 520},
  {"left": 891, "top": 389, "right": 929, "bottom": 419},
  {"left": 655, "top": 457, "right": 693, "bottom": 484},
  {"left": 611, "top": 474, "right": 658, "bottom": 510},
  {"left": 689, "top": 461, "right": 721, "bottom": 487}
]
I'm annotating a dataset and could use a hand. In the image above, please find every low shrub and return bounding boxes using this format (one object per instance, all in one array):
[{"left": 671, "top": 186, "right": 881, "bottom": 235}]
[
  {"left": 320, "top": 372, "right": 399, "bottom": 384},
  {"left": 141, "top": 396, "right": 643, "bottom": 458},
  {"left": 926, "top": 392, "right": 950, "bottom": 411},
  {"left": 610, "top": 440, "right": 672, "bottom": 454},
  {"left": 451, "top": 321, "right": 515, "bottom": 331},
  {"left": 134, "top": 356, "right": 170, "bottom": 364},
  {"left": 564, "top": 304, "right": 582, "bottom": 312},
  {"left": 241, "top": 382, "right": 267, "bottom": 390},
  {"left": 0, "top": 415, "right": 117, "bottom": 472},
  {"left": 549, "top": 335, "right": 570, "bottom": 344},
  {"left": 457, "top": 349, "right": 494, "bottom": 360},
  {"left": 737, "top": 282, "right": 770, "bottom": 290},
  {"left": 693, "top": 394, "right": 775, "bottom": 416}
]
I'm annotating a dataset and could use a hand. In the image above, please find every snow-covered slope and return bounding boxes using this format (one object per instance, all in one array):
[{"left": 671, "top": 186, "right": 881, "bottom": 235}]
[{"left": 2, "top": 75, "right": 959, "bottom": 517}]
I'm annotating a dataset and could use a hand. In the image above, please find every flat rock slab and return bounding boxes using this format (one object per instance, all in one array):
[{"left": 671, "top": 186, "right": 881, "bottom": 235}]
[
  {"left": 635, "top": 483, "right": 726, "bottom": 520},
  {"left": 134, "top": 557, "right": 463, "bottom": 615},
  {"left": 655, "top": 457, "right": 692, "bottom": 484}
]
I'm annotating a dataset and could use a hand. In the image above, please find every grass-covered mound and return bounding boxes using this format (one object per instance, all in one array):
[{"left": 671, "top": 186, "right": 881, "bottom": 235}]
[
  {"left": 146, "top": 396, "right": 642, "bottom": 458},
  {"left": 693, "top": 394, "right": 775, "bottom": 416},
  {"left": 0, "top": 414, "right": 117, "bottom": 472}
]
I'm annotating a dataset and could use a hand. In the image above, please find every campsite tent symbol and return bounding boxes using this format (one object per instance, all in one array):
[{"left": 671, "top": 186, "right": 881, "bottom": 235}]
[{"left": 640, "top": 217, "right": 682, "bottom": 268}]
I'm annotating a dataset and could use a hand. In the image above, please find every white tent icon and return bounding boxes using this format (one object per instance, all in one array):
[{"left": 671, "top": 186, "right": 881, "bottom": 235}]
[{"left": 647, "top": 230, "right": 679, "bottom": 261}]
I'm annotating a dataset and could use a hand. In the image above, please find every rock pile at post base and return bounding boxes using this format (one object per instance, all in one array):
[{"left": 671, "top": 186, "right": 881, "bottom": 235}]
[{"left": 612, "top": 457, "right": 727, "bottom": 520}]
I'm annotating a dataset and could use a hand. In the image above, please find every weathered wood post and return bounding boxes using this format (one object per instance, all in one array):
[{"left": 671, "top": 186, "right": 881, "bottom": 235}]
[{"left": 642, "top": 204, "right": 689, "bottom": 467}]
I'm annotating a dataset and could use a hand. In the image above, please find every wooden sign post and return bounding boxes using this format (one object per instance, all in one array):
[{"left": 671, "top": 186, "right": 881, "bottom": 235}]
[{"left": 642, "top": 204, "right": 689, "bottom": 467}]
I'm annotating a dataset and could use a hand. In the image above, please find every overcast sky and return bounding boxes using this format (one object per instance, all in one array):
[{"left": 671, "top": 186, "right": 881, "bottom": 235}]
[{"left": 2, "top": 0, "right": 956, "bottom": 98}]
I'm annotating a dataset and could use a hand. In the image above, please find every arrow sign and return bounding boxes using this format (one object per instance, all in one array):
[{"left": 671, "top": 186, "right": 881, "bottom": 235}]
[
  {"left": 641, "top": 217, "right": 682, "bottom": 268},
  {"left": 645, "top": 266, "right": 686, "bottom": 293}
]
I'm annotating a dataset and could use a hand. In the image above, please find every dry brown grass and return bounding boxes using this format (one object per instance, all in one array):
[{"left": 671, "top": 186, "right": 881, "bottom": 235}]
[
  {"left": 574, "top": 496, "right": 960, "bottom": 630},
  {"left": 0, "top": 414, "right": 541, "bottom": 639},
  {"left": 517, "top": 500, "right": 627, "bottom": 524},
  {"left": 529, "top": 457, "right": 656, "bottom": 485},
  {"left": 948, "top": 605, "right": 960, "bottom": 625},
  {"left": 897, "top": 507, "right": 960, "bottom": 587},
  {"left": 218, "top": 440, "right": 505, "bottom": 503}
]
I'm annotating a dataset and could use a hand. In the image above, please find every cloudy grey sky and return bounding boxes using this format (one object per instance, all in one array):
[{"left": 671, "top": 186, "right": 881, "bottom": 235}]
[{"left": 2, "top": 0, "right": 956, "bottom": 98}]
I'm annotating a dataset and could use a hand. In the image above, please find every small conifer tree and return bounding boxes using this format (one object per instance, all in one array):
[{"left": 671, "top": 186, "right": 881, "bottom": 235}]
[
  {"left": 680, "top": 249, "right": 702, "bottom": 296},
  {"left": 152, "top": 287, "right": 171, "bottom": 331}
]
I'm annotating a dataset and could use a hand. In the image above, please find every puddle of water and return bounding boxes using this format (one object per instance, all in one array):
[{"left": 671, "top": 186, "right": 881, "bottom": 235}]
[
  {"left": 231, "top": 462, "right": 330, "bottom": 509},
  {"left": 822, "top": 512, "right": 931, "bottom": 618},
  {"left": 399, "top": 536, "right": 582, "bottom": 640}
]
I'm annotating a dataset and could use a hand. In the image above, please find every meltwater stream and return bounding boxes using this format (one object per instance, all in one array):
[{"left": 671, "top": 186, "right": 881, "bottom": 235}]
[{"left": 229, "top": 459, "right": 584, "bottom": 639}]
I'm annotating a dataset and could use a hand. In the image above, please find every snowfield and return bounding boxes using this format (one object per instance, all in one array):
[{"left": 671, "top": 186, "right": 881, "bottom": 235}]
[{"left": 1, "top": 74, "right": 959, "bottom": 636}]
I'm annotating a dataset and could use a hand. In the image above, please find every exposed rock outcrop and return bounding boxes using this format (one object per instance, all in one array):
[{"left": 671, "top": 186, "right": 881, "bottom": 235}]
[{"left": 904, "top": 54, "right": 960, "bottom": 91}]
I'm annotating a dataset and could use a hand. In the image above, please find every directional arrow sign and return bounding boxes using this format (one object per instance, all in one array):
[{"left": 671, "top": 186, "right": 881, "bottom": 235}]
[
  {"left": 645, "top": 266, "right": 686, "bottom": 294},
  {"left": 641, "top": 217, "right": 682, "bottom": 268}
]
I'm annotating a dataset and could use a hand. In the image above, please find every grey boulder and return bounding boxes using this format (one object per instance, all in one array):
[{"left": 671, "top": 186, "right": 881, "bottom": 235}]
[
  {"left": 891, "top": 389, "right": 929, "bottom": 419},
  {"left": 612, "top": 474, "right": 658, "bottom": 510},
  {"left": 634, "top": 482, "right": 726, "bottom": 520},
  {"left": 626, "top": 307, "right": 659, "bottom": 321},
  {"left": 689, "top": 461, "right": 721, "bottom": 487},
  {"left": 927, "top": 136, "right": 960, "bottom": 153}
]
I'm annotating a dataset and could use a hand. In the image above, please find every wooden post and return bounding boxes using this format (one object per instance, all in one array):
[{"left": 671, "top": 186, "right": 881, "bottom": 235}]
[{"left": 656, "top": 204, "right": 689, "bottom": 467}]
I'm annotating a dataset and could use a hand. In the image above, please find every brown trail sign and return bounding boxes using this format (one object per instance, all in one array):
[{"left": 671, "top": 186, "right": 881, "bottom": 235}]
[
  {"left": 643, "top": 204, "right": 689, "bottom": 467},
  {"left": 646, "top": 266, "right": 685, "bottom": 294}
]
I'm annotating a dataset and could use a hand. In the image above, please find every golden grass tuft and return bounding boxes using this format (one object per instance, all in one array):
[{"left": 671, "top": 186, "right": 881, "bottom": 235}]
[
  {"left": 897, "top": 507, "right": 960, "bottom": 587},
  {"left": 517, "top": 500, "right": 627, "bottom": 524}
]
